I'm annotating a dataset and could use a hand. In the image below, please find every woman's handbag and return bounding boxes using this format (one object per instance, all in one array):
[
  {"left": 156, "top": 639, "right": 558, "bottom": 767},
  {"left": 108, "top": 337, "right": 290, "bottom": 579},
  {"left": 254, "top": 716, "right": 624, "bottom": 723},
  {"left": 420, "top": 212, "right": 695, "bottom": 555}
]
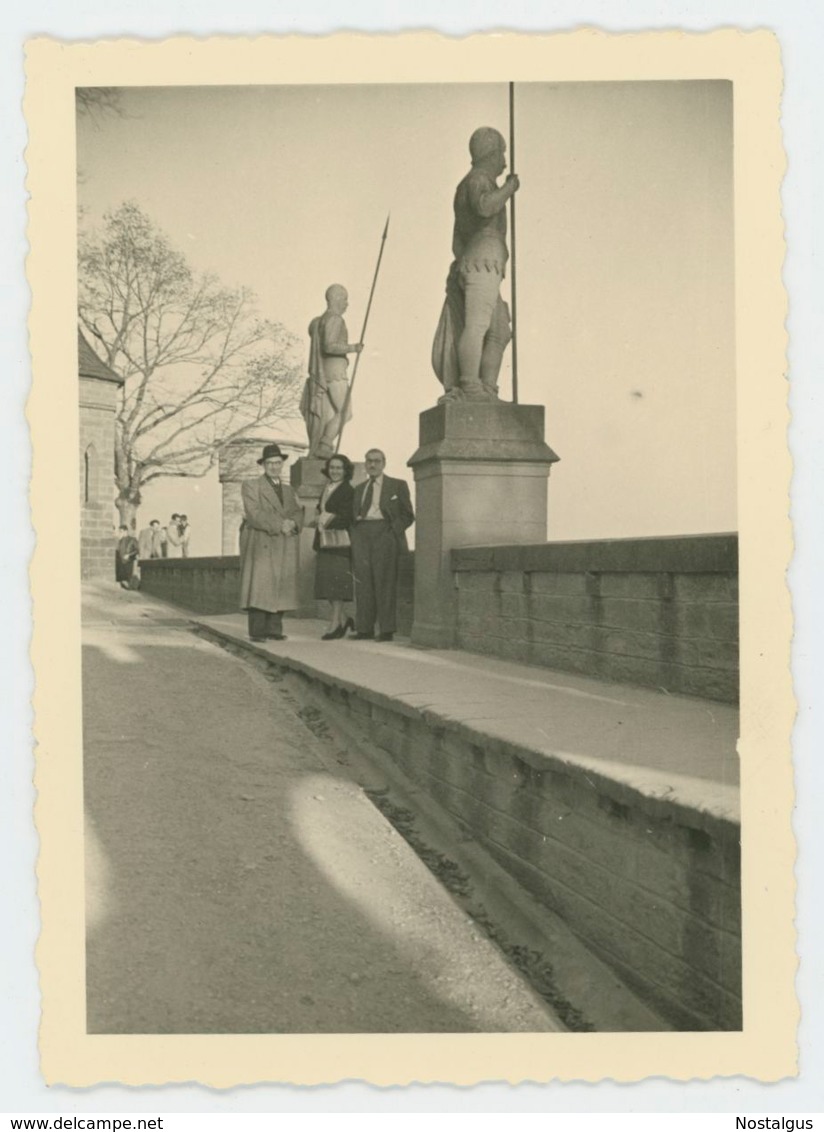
[{"left": 318, "top": 528, "right": 351, "bottom": 549}]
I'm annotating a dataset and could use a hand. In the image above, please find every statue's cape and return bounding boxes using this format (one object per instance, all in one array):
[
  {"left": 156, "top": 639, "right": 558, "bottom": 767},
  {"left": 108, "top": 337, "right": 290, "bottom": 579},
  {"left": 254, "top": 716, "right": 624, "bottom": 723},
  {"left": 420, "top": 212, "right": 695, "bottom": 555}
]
[{"left": 431, "top": 265, "right": 464, "bottom": 390}]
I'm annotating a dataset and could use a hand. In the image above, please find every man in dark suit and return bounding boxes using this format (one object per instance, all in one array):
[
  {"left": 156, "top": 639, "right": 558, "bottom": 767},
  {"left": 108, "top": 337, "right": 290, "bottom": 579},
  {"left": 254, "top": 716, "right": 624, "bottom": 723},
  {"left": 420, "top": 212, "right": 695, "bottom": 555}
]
[{"left": 350, "top": 448, "right": 415, "bottom": 642}]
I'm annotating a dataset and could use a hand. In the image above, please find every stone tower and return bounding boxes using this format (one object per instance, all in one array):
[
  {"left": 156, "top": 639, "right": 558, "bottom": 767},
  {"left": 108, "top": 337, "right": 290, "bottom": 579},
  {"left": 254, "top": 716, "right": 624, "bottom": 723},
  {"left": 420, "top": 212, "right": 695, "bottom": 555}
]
[{"left": 78, "top": 330, "right": 124, "bottom": 579}]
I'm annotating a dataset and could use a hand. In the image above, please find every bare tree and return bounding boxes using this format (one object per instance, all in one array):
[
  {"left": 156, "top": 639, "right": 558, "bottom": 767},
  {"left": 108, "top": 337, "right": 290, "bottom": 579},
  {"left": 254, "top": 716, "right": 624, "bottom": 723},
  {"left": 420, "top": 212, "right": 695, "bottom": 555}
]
[
  {"left": 76, "top": 87, "right": 125, "bottom": 124},
  {"left": 79, "top": 201, "right": 303, "bottom": 528},
  {"left": 76, "top": 89, "right": 127, "bottom": 213}
]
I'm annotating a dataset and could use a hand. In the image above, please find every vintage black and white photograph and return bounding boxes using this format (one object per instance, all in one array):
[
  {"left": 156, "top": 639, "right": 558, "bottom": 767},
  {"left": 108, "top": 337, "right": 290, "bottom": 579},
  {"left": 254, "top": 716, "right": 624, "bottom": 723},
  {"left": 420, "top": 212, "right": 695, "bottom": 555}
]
[{"left": 27, "top": 31, "right": 794, "bottom": 1086}]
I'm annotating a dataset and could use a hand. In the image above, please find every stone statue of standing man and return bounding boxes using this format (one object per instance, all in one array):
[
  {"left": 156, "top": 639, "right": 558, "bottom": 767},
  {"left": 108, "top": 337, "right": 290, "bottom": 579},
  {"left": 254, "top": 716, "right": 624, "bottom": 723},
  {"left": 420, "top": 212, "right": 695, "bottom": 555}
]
[
  {"left": 432, "top": 127, "right": 520, "bottom": 401},
  {"left": 300, "top": 284, "right": 363, "bottom": 459}
]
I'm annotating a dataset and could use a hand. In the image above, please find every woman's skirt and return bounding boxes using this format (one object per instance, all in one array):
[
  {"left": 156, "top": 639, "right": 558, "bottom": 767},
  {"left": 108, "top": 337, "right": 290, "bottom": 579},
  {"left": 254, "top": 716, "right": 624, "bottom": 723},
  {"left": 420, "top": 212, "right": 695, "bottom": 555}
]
[{"left": 314, "top": 548, "right": 354, "bottom": 601}]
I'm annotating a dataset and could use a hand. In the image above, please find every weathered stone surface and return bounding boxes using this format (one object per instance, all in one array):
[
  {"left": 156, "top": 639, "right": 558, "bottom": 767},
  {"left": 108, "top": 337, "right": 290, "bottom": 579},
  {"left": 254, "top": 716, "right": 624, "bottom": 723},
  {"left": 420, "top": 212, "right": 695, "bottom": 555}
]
[
  {"left": 140, "top": 552, "right": 415, "bottom": 635},
  {"left": 80, "top": 373, "right": 121, "bottom": 580},
  {"left": 451, "top": 535, "right": 739, "bottom": 703},
  {"left": 193, "top": 610, "right": 742, "bottom": 1030},
  {"left": 452, "top": 534, "right": 738, "bottom": 575},
  {"left": 409, "top": 401, "right": 558, "bottom": 648}
]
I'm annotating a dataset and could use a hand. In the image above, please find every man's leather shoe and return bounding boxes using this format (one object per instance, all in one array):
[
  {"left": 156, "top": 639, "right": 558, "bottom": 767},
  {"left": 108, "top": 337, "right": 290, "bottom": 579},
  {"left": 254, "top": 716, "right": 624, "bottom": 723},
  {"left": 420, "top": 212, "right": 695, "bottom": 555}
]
[
  {"left": 351, "top": 632, "right": 374, "bottom": 640},
  {"left": 250, "top": 636, "right": 267, "bottom": 643},
  {"left": 376, "top": 632, "right": 394, "bottom": 642},
  {"left": 267, "top": 634, "right": 287, "bottom": 641}
]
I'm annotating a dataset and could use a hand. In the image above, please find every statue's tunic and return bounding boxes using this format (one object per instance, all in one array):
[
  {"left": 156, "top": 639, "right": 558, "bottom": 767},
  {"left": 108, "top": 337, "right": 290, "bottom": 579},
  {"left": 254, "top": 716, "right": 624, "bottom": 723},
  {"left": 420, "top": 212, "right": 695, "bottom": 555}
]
[
  {"left": 452, "top": 167, "right": 509, "bottom": 276},
  {"left": 300, "top": 311, "right": 353, "bottom": 457}
]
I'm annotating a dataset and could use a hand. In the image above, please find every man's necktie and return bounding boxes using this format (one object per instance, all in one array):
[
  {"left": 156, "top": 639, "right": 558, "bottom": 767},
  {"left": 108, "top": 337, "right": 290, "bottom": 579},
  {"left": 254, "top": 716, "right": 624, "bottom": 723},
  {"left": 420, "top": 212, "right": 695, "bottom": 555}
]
[
  {"left": 359, "top": 477, "right": 376, "bottom": 519},
  {"left": 271, "top": 479, "right": 283, "bottom": 504}
]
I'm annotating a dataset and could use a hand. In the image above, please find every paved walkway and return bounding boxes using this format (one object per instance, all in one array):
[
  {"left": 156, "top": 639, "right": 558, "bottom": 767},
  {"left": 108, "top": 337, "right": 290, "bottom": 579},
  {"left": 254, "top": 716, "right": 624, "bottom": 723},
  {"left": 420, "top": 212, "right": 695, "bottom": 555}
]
[
  {"left": 195, "top": 611, "right": 740, "bottom": 825},
  {"left": 82, "top": 582, "right": 562, "bottom": 1034}
]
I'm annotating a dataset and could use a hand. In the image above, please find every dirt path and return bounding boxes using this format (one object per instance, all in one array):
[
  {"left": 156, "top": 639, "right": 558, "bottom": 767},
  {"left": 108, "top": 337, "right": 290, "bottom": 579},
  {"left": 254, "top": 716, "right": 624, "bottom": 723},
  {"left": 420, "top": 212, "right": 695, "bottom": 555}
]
[{"left": 82, "top": 583, "right": 561, "bottom": 1033}]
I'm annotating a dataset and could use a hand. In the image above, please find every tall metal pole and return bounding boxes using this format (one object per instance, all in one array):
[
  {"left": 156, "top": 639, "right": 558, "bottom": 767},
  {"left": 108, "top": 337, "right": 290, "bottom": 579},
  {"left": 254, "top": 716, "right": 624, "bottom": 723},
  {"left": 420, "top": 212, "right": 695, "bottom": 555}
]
[
  {"left": 335, "top": 215, "right": 390, "bottom": 453},
  {"left": 508, "top": 81, "right": 519, "bottom": 404}
]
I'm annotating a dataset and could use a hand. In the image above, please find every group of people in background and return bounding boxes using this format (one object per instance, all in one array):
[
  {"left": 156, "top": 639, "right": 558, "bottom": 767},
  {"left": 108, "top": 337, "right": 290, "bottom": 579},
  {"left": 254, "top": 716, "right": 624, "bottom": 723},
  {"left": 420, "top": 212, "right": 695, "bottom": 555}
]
[
  {"left": 239, "top": 443, "right": 415, "bottom": 644},
  {"left": 115, "top": 512, "right": 192, "bottom": 589}
]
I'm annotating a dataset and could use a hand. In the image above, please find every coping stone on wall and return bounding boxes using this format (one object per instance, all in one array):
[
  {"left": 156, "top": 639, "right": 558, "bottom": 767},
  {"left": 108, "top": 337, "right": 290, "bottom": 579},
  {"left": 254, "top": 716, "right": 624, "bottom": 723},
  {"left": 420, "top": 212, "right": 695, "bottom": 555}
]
[
  {"left": 142, "top": 556, "right": 241, "bottom": 571},
  {"left": 451, "top": 534, "right": 738, "bottom": 576}
]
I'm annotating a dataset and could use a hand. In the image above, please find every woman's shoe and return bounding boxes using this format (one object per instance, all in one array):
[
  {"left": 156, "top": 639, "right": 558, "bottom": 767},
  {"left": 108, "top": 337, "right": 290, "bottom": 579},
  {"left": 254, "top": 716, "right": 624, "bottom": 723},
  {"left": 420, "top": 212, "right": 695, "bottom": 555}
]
[
  {"left": 322, "top": 623, "right": 346, "bottom": 641},
  {"left": 343, "top": 617, "right": 355, "bottom": 635}
]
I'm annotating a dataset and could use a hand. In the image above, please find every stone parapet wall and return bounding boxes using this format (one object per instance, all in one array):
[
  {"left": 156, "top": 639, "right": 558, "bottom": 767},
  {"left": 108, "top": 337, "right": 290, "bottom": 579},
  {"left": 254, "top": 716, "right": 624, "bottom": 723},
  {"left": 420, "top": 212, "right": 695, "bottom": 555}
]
[
  {"left": 140, "top": 557, "right": 242, "bottom": 615},
  {"left": 198, "top": 622, "right": 741, "bottom": 1031},
  {"left": 451, "top": 535, "right": 739, "bottom": 703},
  {"left": 357, "top": 700, "right": 742, "bottom": 1031},
  {"left": 140, "top": 553, "right": 416, "bottom": 634}
]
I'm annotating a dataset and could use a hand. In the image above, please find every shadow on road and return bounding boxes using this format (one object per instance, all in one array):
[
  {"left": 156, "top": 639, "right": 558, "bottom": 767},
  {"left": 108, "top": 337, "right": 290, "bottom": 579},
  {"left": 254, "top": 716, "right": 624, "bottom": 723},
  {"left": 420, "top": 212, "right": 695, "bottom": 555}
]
[{"left": 82, "top": 587, "right": 556, "bottom": 1033}]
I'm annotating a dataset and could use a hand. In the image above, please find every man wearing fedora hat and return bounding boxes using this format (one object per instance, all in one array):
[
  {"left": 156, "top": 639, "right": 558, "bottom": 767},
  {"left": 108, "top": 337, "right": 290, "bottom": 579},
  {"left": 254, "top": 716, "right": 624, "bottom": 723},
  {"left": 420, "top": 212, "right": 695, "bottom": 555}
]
[{"left": 239, "top": 444, "right": 304, "bottom": 642}]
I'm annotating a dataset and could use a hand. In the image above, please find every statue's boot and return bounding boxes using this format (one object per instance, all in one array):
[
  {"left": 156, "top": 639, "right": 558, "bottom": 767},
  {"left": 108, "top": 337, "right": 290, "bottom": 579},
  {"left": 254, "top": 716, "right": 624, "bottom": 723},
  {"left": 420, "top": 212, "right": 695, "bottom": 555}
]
[
  {"left": 477, "top": 324, "right": 509, "bottom": 399},
  {"left": 318, "top": 418, "right": 342, "bottom": 457},
  {"left": 458, "top": 377, "right": 492, "bottom": 401}
]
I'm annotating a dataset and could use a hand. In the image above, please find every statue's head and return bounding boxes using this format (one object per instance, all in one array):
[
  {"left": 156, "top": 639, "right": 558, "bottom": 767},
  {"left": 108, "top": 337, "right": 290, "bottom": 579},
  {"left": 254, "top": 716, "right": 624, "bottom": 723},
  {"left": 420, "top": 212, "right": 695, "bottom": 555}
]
[
  {"left": 325, "top": 284, "right": 349, "bottom": 313},
  {"left": 469, "top": 127, "right": 506, "bottom": 173}
]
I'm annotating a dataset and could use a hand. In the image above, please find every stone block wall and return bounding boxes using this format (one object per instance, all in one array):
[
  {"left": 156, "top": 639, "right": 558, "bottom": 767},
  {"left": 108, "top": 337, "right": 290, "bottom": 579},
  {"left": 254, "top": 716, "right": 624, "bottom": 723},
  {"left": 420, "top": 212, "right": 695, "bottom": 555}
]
[
  {"left": 305, "top": 676, "right": 741, "bottom": 1030},
  {"left": 395, "top": 551, "right": 415, "bottom": 637},
  {"left": 140, "top": 553, "right": 416, "bottom": 634},
  {"left": 79, "top": 376, "right": 119, "bottom": 580},
  {"left": 452, "top": 535, "right": 739, "bottom": 703},
  {"left": 140, "top": 557, "right": 242, "bottom": 614}
]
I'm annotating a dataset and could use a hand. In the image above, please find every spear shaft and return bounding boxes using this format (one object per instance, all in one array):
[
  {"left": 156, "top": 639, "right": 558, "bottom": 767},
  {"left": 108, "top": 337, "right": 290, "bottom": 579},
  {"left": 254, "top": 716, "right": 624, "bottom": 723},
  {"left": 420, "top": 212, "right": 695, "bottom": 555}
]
[
  {"left": 335, "top": 215, "right": 390, "bottom": 453},
  {"left": 508, "top": 81, "right": 519, "bottom": 404}
]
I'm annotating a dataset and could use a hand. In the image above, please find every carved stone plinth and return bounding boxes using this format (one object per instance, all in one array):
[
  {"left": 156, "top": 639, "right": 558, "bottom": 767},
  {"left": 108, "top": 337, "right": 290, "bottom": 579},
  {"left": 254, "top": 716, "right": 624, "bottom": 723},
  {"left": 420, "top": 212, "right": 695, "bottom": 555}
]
[
  {"left": 408, "top": 401, "right": 559, "bottom": 648},
  {"left": 289, "top": 456, "right": 327, "bottom": 617}
]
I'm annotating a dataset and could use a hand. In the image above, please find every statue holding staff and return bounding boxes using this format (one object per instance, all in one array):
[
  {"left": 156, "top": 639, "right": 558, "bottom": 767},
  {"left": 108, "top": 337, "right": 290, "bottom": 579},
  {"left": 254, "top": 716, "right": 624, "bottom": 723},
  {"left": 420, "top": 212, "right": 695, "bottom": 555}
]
[
  {"left": 432, "top": 126, "right": 520, "bottom": 401},
  {"left": 300, "top": 284, "right": 363, "bottom": 460}
]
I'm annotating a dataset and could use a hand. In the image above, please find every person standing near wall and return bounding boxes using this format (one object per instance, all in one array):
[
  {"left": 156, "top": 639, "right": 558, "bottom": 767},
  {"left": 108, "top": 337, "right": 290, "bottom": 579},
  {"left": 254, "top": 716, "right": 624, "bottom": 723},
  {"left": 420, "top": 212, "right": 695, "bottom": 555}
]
[
  {"left": 350, "top": 448, "right": 415, "bottom": 642},
  {"left": 311, "top": 453, "right": 356, "bottom": 640},
  {"left": 239, "top": 444, "right": 303, "bottom": 642},
  {"left": 178, "top": 515, "right": 191, "bottom": 558},
  {"left": 138, "top": 519, "right": 164, "bottom": 560},
  {"left": 165, "top": 513, "right": 183, "bottom": 558},
  {"left": 115, "top": 525, "right": 140, "bottom": 589}
]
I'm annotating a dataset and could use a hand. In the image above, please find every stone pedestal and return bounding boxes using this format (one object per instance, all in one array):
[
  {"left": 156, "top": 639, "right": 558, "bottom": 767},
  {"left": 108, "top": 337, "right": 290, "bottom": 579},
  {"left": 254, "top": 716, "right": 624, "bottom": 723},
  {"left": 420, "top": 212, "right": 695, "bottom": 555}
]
[
  {"left": 289, "top": 456, "right": 327, "bottom": 617},
  {"left": 408, "top": 402, "right": 559, "bottom": 648}
]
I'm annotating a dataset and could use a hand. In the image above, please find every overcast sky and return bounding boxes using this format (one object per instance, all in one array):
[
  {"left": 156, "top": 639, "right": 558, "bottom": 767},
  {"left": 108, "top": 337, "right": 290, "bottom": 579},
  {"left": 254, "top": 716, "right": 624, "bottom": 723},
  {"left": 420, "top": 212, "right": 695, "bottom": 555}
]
[{"left": 77, "top": 80, "right": 734, "bottom": 551}]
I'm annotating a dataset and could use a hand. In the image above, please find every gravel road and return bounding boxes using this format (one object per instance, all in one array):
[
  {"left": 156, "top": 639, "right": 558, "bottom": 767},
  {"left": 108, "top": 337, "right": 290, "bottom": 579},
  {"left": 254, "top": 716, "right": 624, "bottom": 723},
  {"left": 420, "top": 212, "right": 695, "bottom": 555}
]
[{"left": 82, "top": 584, "right": 560, "bottom": 1033}]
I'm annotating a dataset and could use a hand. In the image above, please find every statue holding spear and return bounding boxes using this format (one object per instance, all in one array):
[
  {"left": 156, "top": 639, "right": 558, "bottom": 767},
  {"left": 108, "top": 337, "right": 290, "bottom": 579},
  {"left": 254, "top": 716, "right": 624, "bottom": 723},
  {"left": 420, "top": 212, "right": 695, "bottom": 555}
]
[
  {"left": 300, "top": 283, "right": 362, "bottom": 461},
  {"left": 299, "top": 218, "right": 390, "bottom": 459},
  {"left": 431, "top": 122, "right": 520, "bottom": 402}
]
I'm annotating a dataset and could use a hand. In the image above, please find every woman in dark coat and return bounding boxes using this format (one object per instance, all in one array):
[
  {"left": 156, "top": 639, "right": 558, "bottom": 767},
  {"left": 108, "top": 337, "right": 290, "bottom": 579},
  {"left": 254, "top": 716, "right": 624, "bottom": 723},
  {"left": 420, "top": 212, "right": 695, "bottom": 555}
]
[{"left": 312, "top": 453, "right": 356, "bottom": 640}]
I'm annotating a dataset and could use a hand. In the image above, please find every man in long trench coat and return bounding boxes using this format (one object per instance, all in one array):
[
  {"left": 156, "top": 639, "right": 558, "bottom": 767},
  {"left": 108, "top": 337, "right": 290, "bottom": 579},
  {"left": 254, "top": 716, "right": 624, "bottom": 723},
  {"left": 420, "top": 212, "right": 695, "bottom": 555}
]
[{"left": 239, "top": 444, "right": 303, "bottom": 642}]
